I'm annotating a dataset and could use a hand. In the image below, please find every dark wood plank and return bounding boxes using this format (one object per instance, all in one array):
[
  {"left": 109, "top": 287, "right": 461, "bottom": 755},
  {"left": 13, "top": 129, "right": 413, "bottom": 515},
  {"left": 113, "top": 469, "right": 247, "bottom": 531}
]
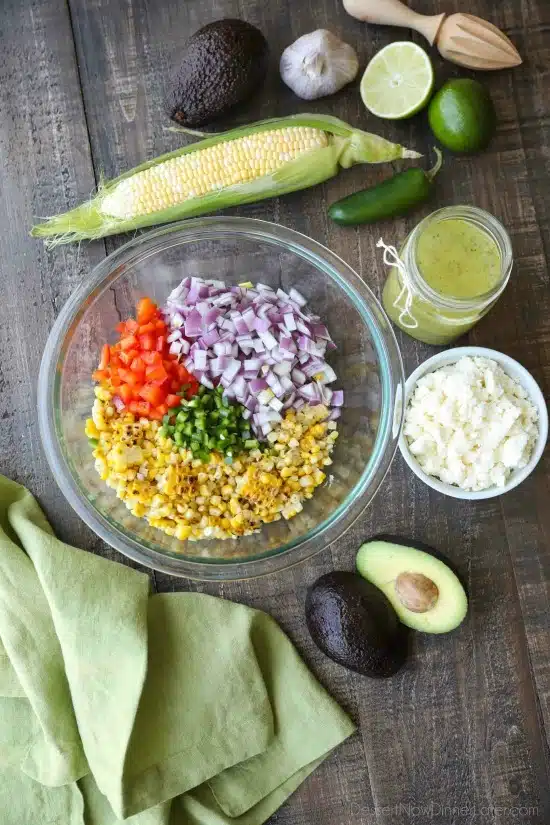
[
  {"left": 0, "top": 0, "right": 148, "bottom": 570},
  {"left": 12, "top": 0, "right": 550, "bottom": 822},
  {"left": 0, "top": 0, "right": 102, "bottom": 550}
]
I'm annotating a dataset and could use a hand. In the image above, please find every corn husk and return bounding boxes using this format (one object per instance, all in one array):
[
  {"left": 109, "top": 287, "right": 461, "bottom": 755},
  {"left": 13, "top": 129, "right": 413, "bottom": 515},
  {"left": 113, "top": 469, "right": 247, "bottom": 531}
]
[{"left": 31, "top": 114, "right": 420, "bottom": 246}]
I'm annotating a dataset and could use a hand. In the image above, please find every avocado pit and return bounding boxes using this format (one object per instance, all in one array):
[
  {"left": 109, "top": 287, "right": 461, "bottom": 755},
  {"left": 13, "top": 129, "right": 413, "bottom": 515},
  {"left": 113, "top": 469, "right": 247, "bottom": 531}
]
[{"left": 395, "top": 571, "right": 439, "bottom": 613}]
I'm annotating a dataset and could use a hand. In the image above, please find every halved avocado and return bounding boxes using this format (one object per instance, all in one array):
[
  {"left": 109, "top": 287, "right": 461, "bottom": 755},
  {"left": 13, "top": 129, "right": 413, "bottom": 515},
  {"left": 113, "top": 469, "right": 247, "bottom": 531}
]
[
  {"left": 356, "top": 538, "right": 468, "bottom": 634},
  {"left": 306, "top": 571, "right": 408, "bottom": 678}
]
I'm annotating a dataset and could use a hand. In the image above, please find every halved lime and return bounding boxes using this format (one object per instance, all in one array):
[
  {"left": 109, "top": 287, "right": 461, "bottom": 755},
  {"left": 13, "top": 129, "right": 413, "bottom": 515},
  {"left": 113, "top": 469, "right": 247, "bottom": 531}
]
[{"left": 360, "top": 42, "right": 434, "bottom": 120}]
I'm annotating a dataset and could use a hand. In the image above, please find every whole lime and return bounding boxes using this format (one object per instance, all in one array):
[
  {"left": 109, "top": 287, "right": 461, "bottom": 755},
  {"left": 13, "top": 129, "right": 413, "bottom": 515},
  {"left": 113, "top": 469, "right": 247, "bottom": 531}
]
[{"left": 428, "top": 78, "right": 496, "bottom": 153}]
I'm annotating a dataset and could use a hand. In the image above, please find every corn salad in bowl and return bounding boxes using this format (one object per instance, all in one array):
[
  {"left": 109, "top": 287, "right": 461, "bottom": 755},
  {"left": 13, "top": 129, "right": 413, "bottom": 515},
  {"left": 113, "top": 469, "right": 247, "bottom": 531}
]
[
  {"left": 39, "top": 218, "right": 403, "bottom": 579},
  {"left": 86, "top": 280, "right": 343, "bottom": 541}
]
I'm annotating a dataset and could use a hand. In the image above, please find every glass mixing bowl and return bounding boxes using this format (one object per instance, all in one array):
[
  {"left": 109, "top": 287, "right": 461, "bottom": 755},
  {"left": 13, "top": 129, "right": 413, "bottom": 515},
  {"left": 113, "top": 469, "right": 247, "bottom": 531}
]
[{"left": 38, "top": 218, "right": 404, "bottom": 580}]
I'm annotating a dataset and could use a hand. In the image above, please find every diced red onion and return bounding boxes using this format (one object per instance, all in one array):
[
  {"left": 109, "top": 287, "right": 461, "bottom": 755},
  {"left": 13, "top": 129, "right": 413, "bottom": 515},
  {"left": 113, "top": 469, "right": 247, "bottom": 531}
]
[
  {"left": 282, "top": 391, "right": 296, "bottom": 409},
  {"left": 242, "top": 307, "right": 257, "bottom": 331},
  {"left": 210, "top": 357, "right": 229, "bottom": 377},
  {"left": 254, "top": 317, "right": 271, "bottom": 334},
  {"left": 221, "top": 360, "right": 241, "bottom": 384},
  {"left": 204, "top": 308, "right": 221, "bottom": 327},
  {"left": 279, "top": 375, "right": 294, "bottom": 393},
  {"left": 291, "top": 367, "right": 306, "bottom": 386},
  {"left": 258, "top": 388, "right": 274, "bottom": 405},
  {"left": 163, "top": 276, "right": 343, "bottom": 438},
  {"left": 312, "top": 324, "right": 331, "bottom": 340},
  {"left": 303, "top": 359, "right": 325, "bottom": 378},
  {"left": 259, "top": 330, "right": 278, "bottom": 350},
  {"left": 234, "top": 317, "right": 249, "bottom": 336},
  {"left": 213, "top": 341, "right": 230, "bottom": 356},
  {"left": 202, "top": 329, "right": 220, "bottom": 346},
  {"left": 320, "top": 385, "right": 333, "bottom": 405},
  {"left": 283, "top": 314, "right": 297, "bottom": 332},
  {"left": 320, "top": 364, "right": 337, "bottom": 384},
  {"left": 299, "top": 383, "right": 321, "bottom": 402},
  {"left": 289, "top": 288, "right": 307, "bottom": 307},
  {"left": 273, "top": 361, "right": 292, "bottom": 376},
  {"left": 193, "top": 349, "right": 208, "bottom": 370},
  {"left": 279, "top": 336, "right": 296, "bottom": 352},
  {"left": 244, "top": 358, "right": 261, "bottom": 372},
  {"left": 221, "top": 318, "right": 236, "bottom": 333},
  {"left": 184, "top": 310, "right": 202, "bottom": 337},
  {"left": 249, "top": 378, "right": 268, "bottom": 396}
]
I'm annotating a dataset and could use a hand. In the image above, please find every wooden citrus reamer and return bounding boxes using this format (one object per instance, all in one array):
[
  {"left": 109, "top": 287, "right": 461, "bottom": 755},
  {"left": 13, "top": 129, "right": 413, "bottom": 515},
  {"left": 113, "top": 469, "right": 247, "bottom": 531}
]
[{"left": 343, "top": 0, "right": 522, "bottom": 70}]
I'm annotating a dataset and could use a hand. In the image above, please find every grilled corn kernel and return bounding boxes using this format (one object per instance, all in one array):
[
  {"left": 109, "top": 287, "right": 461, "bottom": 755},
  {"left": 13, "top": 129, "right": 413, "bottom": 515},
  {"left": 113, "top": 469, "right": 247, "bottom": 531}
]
[{"left": 91, "top": 399, "right": 338, "bottom": 543}]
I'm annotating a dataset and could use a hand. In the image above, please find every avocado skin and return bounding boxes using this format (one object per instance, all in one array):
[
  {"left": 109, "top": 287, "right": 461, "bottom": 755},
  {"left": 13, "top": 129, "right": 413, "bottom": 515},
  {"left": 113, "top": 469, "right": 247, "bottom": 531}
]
[
  {"left": 306, "top": 571, "right": 408, "bottom": 678},
  {"left": 369, "top": 534, "right": 468, "bottom": 596},
  {"left": 165, "top": 19, "right": 269, "bottom": 127}
]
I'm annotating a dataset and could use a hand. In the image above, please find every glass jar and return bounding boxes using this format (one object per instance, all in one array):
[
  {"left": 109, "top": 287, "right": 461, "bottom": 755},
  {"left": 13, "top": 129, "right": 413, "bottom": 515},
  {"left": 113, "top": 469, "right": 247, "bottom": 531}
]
[{"left": 381, "top": 205, "right": 513, "bottom": 345}]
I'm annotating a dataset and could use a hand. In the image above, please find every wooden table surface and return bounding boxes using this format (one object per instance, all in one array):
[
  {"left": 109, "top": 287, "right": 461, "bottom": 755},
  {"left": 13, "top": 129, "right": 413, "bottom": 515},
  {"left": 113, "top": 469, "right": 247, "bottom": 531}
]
[{"left": 1, "top": 0, "right": 549, "bottom": 822}]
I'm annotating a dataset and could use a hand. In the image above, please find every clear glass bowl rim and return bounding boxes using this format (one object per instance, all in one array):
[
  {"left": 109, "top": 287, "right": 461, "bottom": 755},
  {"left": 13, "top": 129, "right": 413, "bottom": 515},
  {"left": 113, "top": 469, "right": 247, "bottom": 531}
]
[{"left": 38, "top": 217, "right": 404, "bottom": 580}]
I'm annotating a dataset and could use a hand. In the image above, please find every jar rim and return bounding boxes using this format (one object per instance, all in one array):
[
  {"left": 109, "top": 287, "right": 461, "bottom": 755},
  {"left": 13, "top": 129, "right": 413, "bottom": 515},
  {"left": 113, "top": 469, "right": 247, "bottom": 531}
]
[{"left": 404, "top": 205, "right": 513, "bottom": 311}]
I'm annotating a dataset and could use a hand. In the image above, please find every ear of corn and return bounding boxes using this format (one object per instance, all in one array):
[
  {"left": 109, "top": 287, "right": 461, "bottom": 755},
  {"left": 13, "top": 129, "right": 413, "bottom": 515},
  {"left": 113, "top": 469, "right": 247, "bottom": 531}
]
[{"left": 31, "top": 114, "right": 420, "bottom": 246}]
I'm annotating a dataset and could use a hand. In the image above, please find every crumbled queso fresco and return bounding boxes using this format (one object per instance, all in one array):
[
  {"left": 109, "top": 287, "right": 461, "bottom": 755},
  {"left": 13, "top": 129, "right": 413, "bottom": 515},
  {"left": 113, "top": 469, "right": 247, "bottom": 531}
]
[{"left": 404, "top": 356, "right": 539, "bottom": 491}]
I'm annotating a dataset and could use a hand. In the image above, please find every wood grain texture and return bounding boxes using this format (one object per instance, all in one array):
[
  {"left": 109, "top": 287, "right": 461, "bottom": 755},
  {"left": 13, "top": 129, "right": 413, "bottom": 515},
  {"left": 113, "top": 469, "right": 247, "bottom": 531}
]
[
  {"left": 0, "top": 0, "right": 112, "bottom": 558},
  {"left": 1, "top": 0, "right": 549, "bottom": 822}
]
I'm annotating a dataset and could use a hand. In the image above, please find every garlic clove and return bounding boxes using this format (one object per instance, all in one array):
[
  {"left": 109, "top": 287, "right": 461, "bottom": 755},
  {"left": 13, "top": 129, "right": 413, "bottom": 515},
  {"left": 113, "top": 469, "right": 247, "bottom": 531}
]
[{"left": 280, "top": 29, "right": 360, "bottom": 101}]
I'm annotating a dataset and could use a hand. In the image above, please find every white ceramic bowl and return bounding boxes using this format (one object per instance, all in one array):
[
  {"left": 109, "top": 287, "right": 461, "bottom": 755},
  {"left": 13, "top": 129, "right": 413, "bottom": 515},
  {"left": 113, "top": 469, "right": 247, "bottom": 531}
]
[{"left": 399, "top": 347, "right": 548, "bottom": 500}]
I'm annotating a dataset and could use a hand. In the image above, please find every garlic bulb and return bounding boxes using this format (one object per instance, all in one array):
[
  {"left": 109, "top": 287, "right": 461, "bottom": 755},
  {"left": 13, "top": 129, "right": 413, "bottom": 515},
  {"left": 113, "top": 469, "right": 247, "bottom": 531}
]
[{"left": 280, "top": 30, "right": 359, "bottom": 101}]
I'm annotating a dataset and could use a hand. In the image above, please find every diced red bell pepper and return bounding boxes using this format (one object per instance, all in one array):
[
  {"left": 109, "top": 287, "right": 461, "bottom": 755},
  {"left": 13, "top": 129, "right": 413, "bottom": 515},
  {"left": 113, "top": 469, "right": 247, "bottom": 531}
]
[
  {"left": 137, "top": 297, "right": 157, "bottom": 324},
  {"left": 118, "top": 368, "right": 140, "bottom": 387},
  {"left": 141, "top": 351, "right": 161, "bottom": 366},
  {"left": 148, "top": 408, "right": 165, "bottom": 421},
  {"left": 120, "top": 335, "right": 139, "bottom": 351},
  {"left": 129, "top": 400, "right": 151, "bottom": 417},
  {"left": 93, "top": 296, "right": 199, "bottom": 421},
  {"left": 119, "top": 384, "right": 134, "bottom": 404},
  {"left": 165, "top": 394, "right": 182, "bottom": 409},
  {"left": 98, "top": 344, "right": 110, "bottom": 370},
  {"left": 92, "top": 369, "right": 109, "bottom": 382},
  {"left": 139, "top": 333, "right": 156, "bottom": 351},
  {"left": 139, "top": 384, "right": 164, "bottom": 406},
  {"left": 146, "top": 364, "right": 168, "bottom": 383},
  {"left": 130, "top": 356, "right": 146, "bottom": 374}
]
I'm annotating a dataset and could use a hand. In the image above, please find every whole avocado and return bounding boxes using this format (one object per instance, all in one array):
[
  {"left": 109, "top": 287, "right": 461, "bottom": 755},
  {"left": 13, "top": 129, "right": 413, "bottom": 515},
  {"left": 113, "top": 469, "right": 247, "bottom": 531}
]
[
  {"left": 306, "top": 571, "right": 408, "bottom": 678},
  {"left": 165, "top": 19, "right": 269, "bottom": 127}
]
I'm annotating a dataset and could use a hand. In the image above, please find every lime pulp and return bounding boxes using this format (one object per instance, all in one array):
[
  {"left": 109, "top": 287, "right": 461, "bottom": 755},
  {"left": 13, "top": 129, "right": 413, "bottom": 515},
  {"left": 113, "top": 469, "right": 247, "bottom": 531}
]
[{"left": 360, "top": 41, "right": 434, "bottom": 120}]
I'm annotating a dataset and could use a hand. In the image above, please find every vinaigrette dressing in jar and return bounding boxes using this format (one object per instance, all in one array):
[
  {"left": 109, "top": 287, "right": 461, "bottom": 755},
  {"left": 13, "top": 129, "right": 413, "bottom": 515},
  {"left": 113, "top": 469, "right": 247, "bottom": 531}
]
[{"left": 381, "top": 206, "right": 513, "bottom": 345}]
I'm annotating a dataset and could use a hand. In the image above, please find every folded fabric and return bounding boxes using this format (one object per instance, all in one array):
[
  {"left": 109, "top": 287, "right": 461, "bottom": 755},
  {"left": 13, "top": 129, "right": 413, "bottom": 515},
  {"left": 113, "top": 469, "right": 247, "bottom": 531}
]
[{"left": 0, "top": 477, "right": 355, "bottom": 825}]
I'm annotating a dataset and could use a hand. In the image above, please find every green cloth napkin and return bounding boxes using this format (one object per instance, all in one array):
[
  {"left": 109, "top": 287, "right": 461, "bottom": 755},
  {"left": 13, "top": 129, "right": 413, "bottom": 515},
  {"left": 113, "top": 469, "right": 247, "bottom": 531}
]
[{"left": 0, "top": 477, "right": 355, "bottom": 825}]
